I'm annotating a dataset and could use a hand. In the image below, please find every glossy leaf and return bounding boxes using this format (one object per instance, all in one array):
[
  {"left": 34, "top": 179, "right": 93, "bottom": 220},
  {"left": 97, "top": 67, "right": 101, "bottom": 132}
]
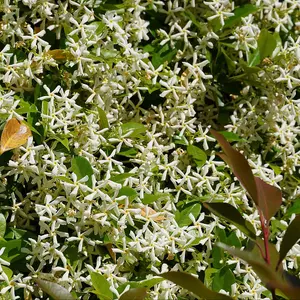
[
  {"left": 248, "top": 48, "right": 260, "bottom": 67},
  {"left": 278, "top": 215, "right": 300, "bottom": 267},
  {"left": 118, "top": 186, "right": 137, "bottom": 200},
  {"left": 98, "top": 107, "right": 109, "bottom": 129},
  {"left": 160, "top": 272, "right": 233, "bottom": 299},
  {"left": 35, "top": 278, "right": 74, "bottom": 300},
  {"left": 152, "top": 42, "right": 178, "bottom": 68},
  {"left": 119, "top": 288, "right": 147, "bottom": 300},
  {"left": 285, "top": 199, "right": 300, "bottom": 217},
  {"left": 121, "top": 122, "right": 146, "bottom": 138},
  {"left": 118, "top": 277, "right": 164, "bottom": 294},
  {"left": 0, "top": 213, "right": 6, "bottom": 238},
  {"left": 224, "top": 4, "right": 259, "bottom": 29},
  {"left": 219, "top": 131, "right": 243, "bottom": 142},
  {"left": 142, "top": 193, "right": 171, "bottom": 204},
  {"left": 203, "top": 202, "right": 256, "bottom": 240},
  {"left": 71, "top": 156, "right": 93, "bottom": 188},
  {"left": 175, "top": 203, "right": 201, "bottom": 227},
  {"left": 110, "top": 173, "right": 132, "bottom": 183},
  {"left": 258, "top": 29, "right": 277, "bottom": 60},
  {"left": 254, "top": 177, "right": 282, "bottom": 221},
  {"left": 187, "top": 145, "right": 207, "bottom": 167},
  {"left": 210, "top": 129, "right": 258, "bottom": 205},
  {"left": 217, "top": 243, "right": 300, "bottom": 299},
  {"left": 89, "top": 272, "right": 113, "bottom": 300},
  {"left": 212, "top": 266, "right": 235, "bottom": 293}
]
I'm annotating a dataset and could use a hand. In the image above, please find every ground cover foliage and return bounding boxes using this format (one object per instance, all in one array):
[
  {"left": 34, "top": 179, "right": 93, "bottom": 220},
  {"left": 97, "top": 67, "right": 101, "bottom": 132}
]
[{"left": 0, "top": 0, "right": 300, "bottom": 299}]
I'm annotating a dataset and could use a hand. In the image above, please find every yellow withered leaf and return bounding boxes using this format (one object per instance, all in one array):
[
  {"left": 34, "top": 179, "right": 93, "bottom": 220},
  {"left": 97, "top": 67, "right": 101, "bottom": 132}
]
[
  {"left": 0, "top": 118, "right": 32, "bottom": 155},
  {"left": 140, "top": 206, "right": 166, "bottom": 222}
]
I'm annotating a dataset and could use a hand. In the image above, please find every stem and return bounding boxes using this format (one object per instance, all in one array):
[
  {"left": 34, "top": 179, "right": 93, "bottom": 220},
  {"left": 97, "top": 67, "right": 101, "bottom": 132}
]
[
  {"left": 258, "top": 208, "right": 270, "bottom": 264},
  {"left": 271, "top": 289, "right": 277, "bottom": 300}
]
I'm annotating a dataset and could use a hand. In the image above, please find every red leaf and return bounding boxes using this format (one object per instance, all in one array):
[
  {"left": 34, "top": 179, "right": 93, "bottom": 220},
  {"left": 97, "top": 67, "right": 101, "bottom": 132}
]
[{"left": 254, "top": 177, "right": 282, "bottom": 221}]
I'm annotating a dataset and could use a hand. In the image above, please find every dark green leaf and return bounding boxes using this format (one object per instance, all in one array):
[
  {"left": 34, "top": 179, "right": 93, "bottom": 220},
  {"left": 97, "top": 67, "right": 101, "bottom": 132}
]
[
  {"left": 175, "top": 203, "right": 201, "bottom": 227},
  {"left": 35, "top": 278, "right": 74, "bottom": 300},
  {"left": 220, "top": 48, "right": 235, "bottom": 74},
  {"left": 278, "top": 215, "right": 300, "bottom": 267},
  {"left": 0, "top": 214, "right": 6, "bottom": 238},
  {"left": 224, "top": 4, "right": 259, "bottom": 29},
  {"left": 152, "top": 42, "right": 179, "bottom": 68},
  {"left": 71, "top": 156, "right": 93, "bottom": 188},
  {"left": 203, "top": 202, "right": 256, "bottom": 240},
  {"left": 285, "top": 199, "right": 300, "bottom": 217},
  {"left": 187, "top": 145, "right": 207, "bottom": 167},
  {"left": 0, "top": 239, "right": 22, "bottom": 262},
  {"left": 212, "top": 266, "right": 235, "bottom": 293},
  {"left": 227, "top": 232, "right": 241, "bottom": 248},
  {"left": 89, "top": 272, "right": 113, "bottom": 300},
  {"left": 258, "top": 29, "right": 277, "bottom": 60},
  {"left": 118, "top": 148, "right": 138, "bottom": 158},
  {"left": 160, "top": 272, "right": 233, "bottom": 299},
  {"left": 98, "top": 107, "right": 109, "bottom": 129},
  {"left": 212, "top": 246, "right": 224, "bottom": 269},
  {"left": 119, "top": 288, "right": 147, "bottom": 300}
]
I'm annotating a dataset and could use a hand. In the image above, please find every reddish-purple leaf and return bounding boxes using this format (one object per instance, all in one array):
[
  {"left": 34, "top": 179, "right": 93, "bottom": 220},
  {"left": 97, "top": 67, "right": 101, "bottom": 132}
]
[
  {"left": 218, "top": 243, "right": 300, "bottom": 299},
  {"left": 278, "top": 215, "right": 300, "bottom": 268},
  {"left": 254, "top": 177, "right": 282, "bottom": 222},
  {"left": 119, "top": 288, "right": 147, "bottom": 300},
  {"left": 210, "top": 129, "right": 258, "bottom": 205}
]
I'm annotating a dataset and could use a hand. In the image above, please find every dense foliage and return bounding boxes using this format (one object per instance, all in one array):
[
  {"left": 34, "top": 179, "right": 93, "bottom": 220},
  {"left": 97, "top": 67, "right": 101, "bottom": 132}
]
[{"left": 0, "top": 0, "right": 299, "bottom": 299}]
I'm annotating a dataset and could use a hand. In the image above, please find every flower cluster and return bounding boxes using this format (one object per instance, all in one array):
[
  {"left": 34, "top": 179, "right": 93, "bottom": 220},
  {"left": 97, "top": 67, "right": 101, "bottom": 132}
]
[{"left": 0, "top": 0, "right": 299, "bottom": 299}]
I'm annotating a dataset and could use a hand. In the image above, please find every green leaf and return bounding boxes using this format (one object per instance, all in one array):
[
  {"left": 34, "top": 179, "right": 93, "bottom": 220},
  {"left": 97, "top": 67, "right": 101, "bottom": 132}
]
[
  {"left": 121, "top": 122, "right": 146, "bottom": 138},
  {"left": 226, "top": 232, "right": 241, "bottom": 248},
  {"left": 220, "top": 48, "right": 235, "bottom": 74},
  {"left": 118, "top": 148, "right": 138, "bottom": 158},
  {"left": 212, "top": 246, "right": 224, "bottom": 269},
  {"left": 278, "top": 215, "right": 300, "bottom": 268},
  {"left": 187, "top": 145, "right": 207, "bottom": 167},
  {"left": 118, "top": 277, "right": 164, "bottom": 294},
  {"left": 51, "top": 136, "right": 70, "bottom": 152},
  {"left": 142, "top": 193, "right": 171, "bottom": 205},
  {"left": 0, "top": 239, "right": 22, "bottom": 262},
  {"left": 118, "top": 187, "right": 137, "bottom": 200},
  {"left": 71, "top": 156, "right": 93, "bottom": 188},
  {"left": 35, "top": 278, "right": 74, "bottom": 300},
  {"left": 160, "top": 272, "right": 233, "bottom": 300},
  {"left": 224, "top": 4, "right": 259, "bottom": 29},
  {"left": 98, "top": 107, "right": 109, "bottom": 129},
  {"left": 219, "top": 131, "right": 243, "bottom": 142},
  {"left": 212, "top": 266, "right": 235, "bottom": 293},
  {"left": 175, "top": 203, "right": 201, "bottom": 227},
  {"left": 110, "top": 173, "right": 132, "bottom": 183},
  {"left": 89, "top": 272, "right": 113, "bottom": 300},
  {"left": 151, "top": 42, "right": 180, "bottom": 68},
  {"left": 119, "top": 288, "right": 147, "bottom": 300},
  {"left": 258, "top": 29, "right": 277, "bottom": 61},
  {"left": 285, "top": 199, "right": 300, "bottom": 217},
  {"left": 2, "top": 266, "right": 13, "bottom": 280},
  {"left": 217, "top": 243, "right": 300, "bottom": 299},
  {"left": 203, "top": 202, "right": 256, "bottom": 240},
  {"left": 0, "top": 214, "right": 6, "bottom": 238}
]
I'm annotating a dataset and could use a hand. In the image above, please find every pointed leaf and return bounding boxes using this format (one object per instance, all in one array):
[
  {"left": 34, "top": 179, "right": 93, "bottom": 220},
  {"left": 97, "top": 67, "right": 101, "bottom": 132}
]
[
  {"left": 217, "top": 243, "right": 300, "bottom": 299},
  {"left": 211, "top": 129, "right": 258, "bottom": 204},
  {"left": 160, "top": 272, "right": 233, "bottom": 300},
  {"left": 0, "top": 118, "right": 32, "bottom": 154},
  {"left": 35, "top": 278, "right": 74, "bottom": 300},
  {"left": 278, "top": 215, "right": 300, "bottom": 267},
  {"left": 119, "top": 288, "right": 147, "bottom": 300},
  {"left": 175, "top": 203, "right": 201, "bottom": 227},
  {"left": 0, "top": 213, "right": 6, "bottom": 238},
  {"left": 89, "top": 272, "right": 113, "bottom": 300},
  {"left": 258, "top": 29, "right": 277, "bottom": 60},
  {"left": 254, "top": 177, "right": 282, "bottom": 221},
  {"left": 98, "top": 107, "right": 109, "bottom": 129},
  {"left": 187, "top": 145, "right": 207, "bottom": 167},
  {"left": 203, "top": 202, "right": 256, "bottom": 240},
  {"left": 71, "top": 156, "right": 93, "bottom": 188}
]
